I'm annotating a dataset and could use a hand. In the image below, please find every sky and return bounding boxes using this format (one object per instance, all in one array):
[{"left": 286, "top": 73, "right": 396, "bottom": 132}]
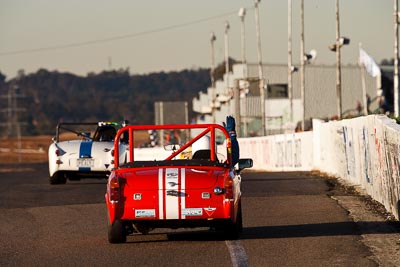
[{"left": 0, "top": 0, "right": 393, "bottom": 80}]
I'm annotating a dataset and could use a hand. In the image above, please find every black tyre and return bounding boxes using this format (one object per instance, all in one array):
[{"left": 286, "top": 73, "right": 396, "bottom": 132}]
[
  {"left": 108, "top": 219, "right": 127, "bottom": 243},
  {"left": 224, "top": 201, "right": 243, "bottom": 240},
  {"left": 49, "top": 173, "right": 67, "bottom": 185}
]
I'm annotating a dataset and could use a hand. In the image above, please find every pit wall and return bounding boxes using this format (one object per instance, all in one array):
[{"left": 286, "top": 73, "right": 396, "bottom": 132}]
[
  {"left": 238, "top": 131, "right": 314, "bottom": 172},
  {"left": 238, "top": 115, "right": 400, "bottom": 220}
]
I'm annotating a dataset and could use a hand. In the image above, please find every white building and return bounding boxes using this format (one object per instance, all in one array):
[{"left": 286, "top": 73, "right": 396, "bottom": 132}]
[{"left": 193, "top": 63, "right": 380, "bottom": 136}]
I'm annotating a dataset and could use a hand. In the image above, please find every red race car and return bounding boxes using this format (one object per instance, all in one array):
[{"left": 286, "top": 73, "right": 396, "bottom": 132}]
[{"left": 105, "top": 123, "right": 253, "bottom": 243}]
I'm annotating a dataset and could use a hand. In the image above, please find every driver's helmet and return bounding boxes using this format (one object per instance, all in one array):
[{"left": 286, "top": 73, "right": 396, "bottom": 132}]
[
  {"left": 191, "top": 135, "right": 215, "bottom": 160},
  {"left": 192, "top": 135, "right": 210, "bottom": 154},
  {"left": 98, "top": 126, "right": 116, "bottom": 142}
]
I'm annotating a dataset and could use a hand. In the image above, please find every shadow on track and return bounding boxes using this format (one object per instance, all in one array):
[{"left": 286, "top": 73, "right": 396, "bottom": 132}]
[
  {"left": 121, "top": 220, "right": 399, "bottom": 244},
  {"left": 240, "top": 221, "right": 400, "bottom": 240}
]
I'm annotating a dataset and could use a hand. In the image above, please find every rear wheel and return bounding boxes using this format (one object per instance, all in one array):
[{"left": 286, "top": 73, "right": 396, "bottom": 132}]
[
  {"left": 108, "top": 219, "right": 127, "bottom": 243},
  {"left": 224, "top": 202, "right": 243, "bottom": 240},
  {"left": 49, "top": 173, "right": 67, "bottom": 185}
]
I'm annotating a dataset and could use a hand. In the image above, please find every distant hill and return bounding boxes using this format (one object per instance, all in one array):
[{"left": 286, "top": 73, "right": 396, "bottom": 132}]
[{"left": 0, "top": 68, "right": 211, "bottom": 136}]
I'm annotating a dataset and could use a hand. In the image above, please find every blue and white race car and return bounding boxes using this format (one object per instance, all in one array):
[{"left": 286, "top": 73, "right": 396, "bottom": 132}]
[{"left": 48, "top": 121, "right": 128, "bottom": 184}]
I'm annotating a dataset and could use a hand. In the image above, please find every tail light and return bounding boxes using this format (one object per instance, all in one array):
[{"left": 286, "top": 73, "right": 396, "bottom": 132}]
[
  {"left": 55, "top": 148, "right": 65, "bottom": 157},
  {"left": 224, "top": 176, "right": 234, "bottom": 200},
  {"left": 109, "top": 175, "right": 120, "bottom": 203},
  {"left": 110, "top": 150, "right": 115, "bottom": 165}
]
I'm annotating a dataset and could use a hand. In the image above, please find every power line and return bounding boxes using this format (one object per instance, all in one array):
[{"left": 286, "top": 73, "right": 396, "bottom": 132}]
[{"left": 0, "top": 7, "right": 253, "bottom": 57}]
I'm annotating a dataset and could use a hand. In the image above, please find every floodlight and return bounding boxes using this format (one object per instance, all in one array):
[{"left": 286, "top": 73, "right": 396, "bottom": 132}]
[
  {"left": 329, "top": 37, "right": 350, "bottom": 52},
  {"left": 210, "top": 32, "right": 216, "bottom": 42},
  {"left": 339, "top": 37, "right": 350, "bottom": 46},
  {"left": 329, "top": 44, "right": 337, "bottom": 52},
  {"left": 225, "top": 21, "right": 230, "bottom": 31},
  {"left": 238, "top": 7, "right": 246, "bottom": 18},
  {"left": 304, "top": 49, "right": 317, "bottom": 63}
]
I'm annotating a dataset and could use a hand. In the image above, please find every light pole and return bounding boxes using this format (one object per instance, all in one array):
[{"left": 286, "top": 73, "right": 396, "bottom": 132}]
[
  {"left": 254, "top": 0, "right": 265, "bottom": 136},
  {"left": 394, "top": 0, "right": 399, "bottom": 117},
  {"left": 300, "top": 0, "right": 305, "bottom": 130},
  {"left": 210, "top": 32, "right": 216, "bottom": 123},
  {"left": 234, "top": 79, "right": 241, "bottom": 137},
  {"left": 224, "top": 21, "right": 230, "bottom": 114},
  {"left": 238, "top": 7, "right": 247, "bottom": 137},
  {"left": 335, "top": 0, "right": 342, "bottom": 119},
  {"left": 329, "top": 34, "right": 350, "bottom": 119},
  {"left": 288, "top": 0, "right": 293, "bottom": 123},
  {"left": 328, "top": 0, "right": 349, "bottom": 120},
  {"left": 238, "top": 7, "right": 247, "bottom": 78}
]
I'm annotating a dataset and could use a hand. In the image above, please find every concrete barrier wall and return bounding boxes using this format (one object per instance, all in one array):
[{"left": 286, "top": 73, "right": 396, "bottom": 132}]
[
  {"left": 238, "top": 131, "right": 313, "bottom": 172},
  {"left": 312, "top": 115, "right": 400, "bottom": 220},
  {"left": 238, "top": 115, "right": 400, "bottom": 219},
  {"left": 132, "top": 116, "right": 399, "bottom": 219}
]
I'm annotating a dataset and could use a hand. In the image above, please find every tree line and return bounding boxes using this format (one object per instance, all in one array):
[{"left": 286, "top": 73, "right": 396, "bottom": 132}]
[{"left": 0, "top": 66, "right": 225, "bottom": 136}]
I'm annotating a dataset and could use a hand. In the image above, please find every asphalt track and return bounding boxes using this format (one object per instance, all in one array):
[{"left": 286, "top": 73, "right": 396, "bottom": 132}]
[{"left": 0, "top": 163, "right": 399, "bottom": 266}]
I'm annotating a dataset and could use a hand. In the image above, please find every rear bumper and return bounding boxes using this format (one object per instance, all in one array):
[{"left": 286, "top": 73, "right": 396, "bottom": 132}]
[
  {"left": 53, "top": 170, "right": 110, "bottom": 179},
  {"left": 127, "top": 218, "right": 232, "bottom": 229},
  {"left": 105, "top": 198, "right": 238, "bottom": 226}
]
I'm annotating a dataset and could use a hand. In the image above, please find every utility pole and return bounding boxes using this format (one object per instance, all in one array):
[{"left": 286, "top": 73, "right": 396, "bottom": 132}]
[
  {"left": 0, "top": 83, "right": 26, "bottom": 162},
  {"left": 254, "top": 0, "right": 265, "bottom": 136},
  {"left": 7, "top": 86, "right": 12, "bottom": 136},
  {"left": 0, "top": 84, "right": 25, "bottom": 137}
]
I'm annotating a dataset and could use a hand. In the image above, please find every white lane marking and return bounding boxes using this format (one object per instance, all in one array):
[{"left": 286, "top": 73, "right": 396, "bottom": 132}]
[{"left": 225, "top": 240, "right": 249, "bottom": 267}]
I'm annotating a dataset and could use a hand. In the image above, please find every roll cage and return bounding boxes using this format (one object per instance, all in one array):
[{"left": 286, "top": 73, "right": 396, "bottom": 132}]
[
  {"left": 53, "top": 122, "right": 122, "bottom": 143},
  {"left": 113, "top": 124, "right": 232, "bottom": 168}
]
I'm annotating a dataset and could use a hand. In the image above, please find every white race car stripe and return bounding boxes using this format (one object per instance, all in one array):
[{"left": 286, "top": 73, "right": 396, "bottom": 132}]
[
  {"left": 180, "top": 168, "right": 186, "bottom": 219},
  {"left": 165, "top": 168, "right": 179, "bottom": 219},
  {"left": 158, "top": 168, "right": 164, "bottom": 219},
  {"left": 158, "top": 168, "right": 186, "bottom": 220}
]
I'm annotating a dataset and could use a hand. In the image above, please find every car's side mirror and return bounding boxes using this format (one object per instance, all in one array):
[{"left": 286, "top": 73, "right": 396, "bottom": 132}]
[{"left": 237, "top": 158, "right": 253, "bottom": 171}]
